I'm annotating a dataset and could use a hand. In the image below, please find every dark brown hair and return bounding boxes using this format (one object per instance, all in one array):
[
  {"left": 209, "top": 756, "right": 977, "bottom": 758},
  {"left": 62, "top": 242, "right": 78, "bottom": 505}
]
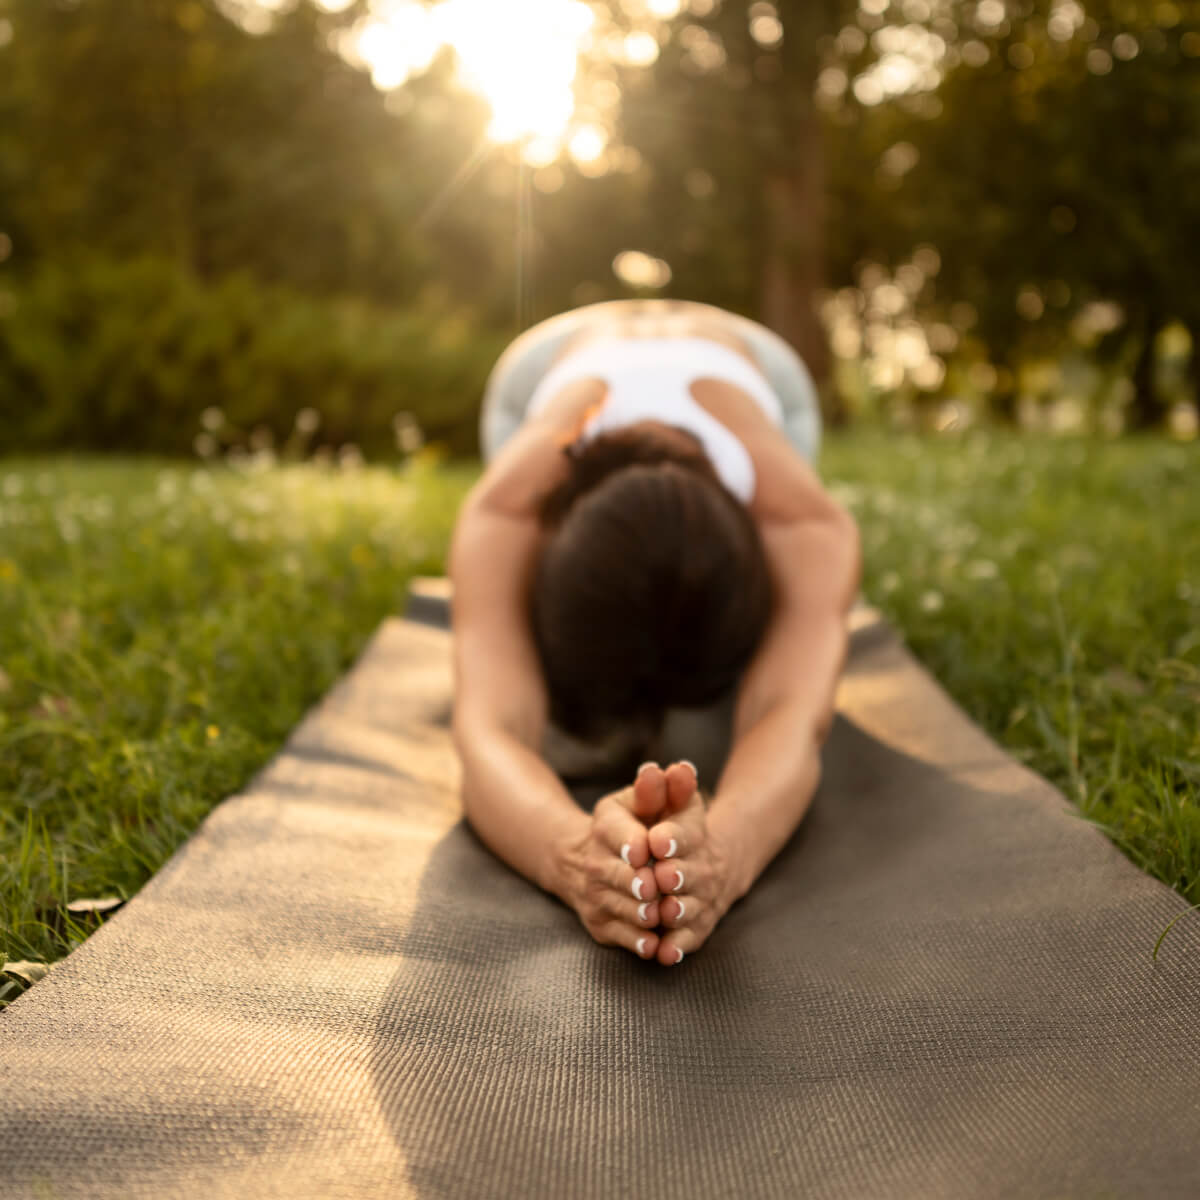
[{"left": 530, "top": 426, "right": 775, "bottom": 743}]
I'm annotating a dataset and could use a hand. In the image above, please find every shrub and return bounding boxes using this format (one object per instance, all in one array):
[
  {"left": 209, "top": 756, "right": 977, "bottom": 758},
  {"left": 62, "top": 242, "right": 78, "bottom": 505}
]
[{"left": 0, "top": 256, "right": 507, "bottom": 458}]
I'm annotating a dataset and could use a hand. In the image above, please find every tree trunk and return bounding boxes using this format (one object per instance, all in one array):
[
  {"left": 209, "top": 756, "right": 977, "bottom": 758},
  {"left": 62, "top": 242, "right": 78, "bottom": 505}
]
[
  {"left": 1188, "top": 326, "right": 1200, "bottom": 409},
  {"left": 1128, "top": 312, "right": 1163, "bottom": 431},
  {"left": 988, "top": 355, "right": 1020, "bottom": 424},
  {"left": 759, "top": 117, "right": 844, "bottom": 425}
]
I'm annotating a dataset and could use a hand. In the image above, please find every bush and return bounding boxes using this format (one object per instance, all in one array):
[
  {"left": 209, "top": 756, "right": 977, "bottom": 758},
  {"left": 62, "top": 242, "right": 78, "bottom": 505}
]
[{"left": 0, "top": 256, "right": 507, "bottom": 458}]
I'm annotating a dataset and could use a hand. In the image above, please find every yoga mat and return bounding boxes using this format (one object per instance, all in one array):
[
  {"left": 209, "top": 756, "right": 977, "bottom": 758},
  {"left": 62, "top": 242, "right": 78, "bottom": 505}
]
[{"left": 2, "top": 581, "right": 1198, "bottom": 1199}]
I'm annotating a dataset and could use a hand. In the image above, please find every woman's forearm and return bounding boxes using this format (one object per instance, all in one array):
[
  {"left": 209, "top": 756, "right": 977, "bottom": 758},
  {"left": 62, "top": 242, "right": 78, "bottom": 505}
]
[
  {"left": 706, "top": 698, "right": 823, "bottom": 903},
  {"left": 453, "top": 721, "right": 590, "bottom": 899}
]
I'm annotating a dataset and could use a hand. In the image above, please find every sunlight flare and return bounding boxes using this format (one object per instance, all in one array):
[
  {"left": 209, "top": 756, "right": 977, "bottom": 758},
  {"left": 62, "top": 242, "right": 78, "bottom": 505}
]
[{"left": 352, "top": 0, "right": 595, "bottom": 143}]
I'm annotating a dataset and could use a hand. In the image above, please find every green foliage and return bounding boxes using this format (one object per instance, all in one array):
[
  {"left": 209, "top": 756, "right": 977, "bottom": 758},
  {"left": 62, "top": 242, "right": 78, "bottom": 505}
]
[
  {"left": 0, "top": 256, "right": 506, "bottom": 457},
  {"left": 1, "top": 0, "right": 1198, "bottom": 442},
  {"left": 822, "top": 429, "right": 1200, "bottom": 904},
  {"left": 0, "top": 455, "right": 476, "bottom": 994}
]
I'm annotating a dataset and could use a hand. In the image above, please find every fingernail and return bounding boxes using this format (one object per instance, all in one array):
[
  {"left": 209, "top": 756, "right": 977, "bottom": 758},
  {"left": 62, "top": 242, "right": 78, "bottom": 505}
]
[
  {"left": 637, "top": 761, "right": 657, "bottom": 777},
  {"left": 637, "top": 937, "right": 648, "bottom": 956},
  {"left": 664, "top": 838, "right": 677, "bottom": 858},
  {"left": 620, "top": 843, "right": 632, "bottom": 866},
  {"left": 676, "top": 900, "right": 686, "bottom": 920},
  {"left": 638, "top": 901, "right": 649, "bottom": 922},
  {"left": 632, "top": 876, "right": 644, "bottom": 900},
  {"left": 674, "top": 946, "right": 685, "bottom": 964},
  {"left": 681, "top": 760, "right": 698, "bottom": 779},
  {"left": 673, "top": 870, "right": 685, "bottom": 893}
]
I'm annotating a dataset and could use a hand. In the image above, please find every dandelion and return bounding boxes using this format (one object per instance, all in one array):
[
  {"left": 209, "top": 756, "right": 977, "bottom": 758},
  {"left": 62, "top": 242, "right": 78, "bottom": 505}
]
[
  {"left": 338, "top": 444, "right": 365, "bottom": 471},
  {"left": 920, "top": 589, "right": 944, "bottom": 613},
  {"left": 393, "top": 412, "right": 425, "bottom": 454},
  {"left": 248, "top": 446, "right": 277, "bottom": 473},
  {"left": 295, "top": 408, "right": 321, "bottom": 435},
  {"left": 879, "top": 570, "right": 901, "bottom": 594},
  {"left": 200, "top": 407, "right": 226, "bottom": 433},
  {"left": 966, "top": 559, "right": 999, "bottom": 580},
  {"left": 829, "top": 483, "right": 863, "bottom": 508},
  {"left": 0, "top": 558, "right": 16, "bottom": 581},
  {"left": 206, "top": 725, "right": 220, "bottom": 741},
  {"left": 194, "top": 433, "right": 218, "bottom": 460}
]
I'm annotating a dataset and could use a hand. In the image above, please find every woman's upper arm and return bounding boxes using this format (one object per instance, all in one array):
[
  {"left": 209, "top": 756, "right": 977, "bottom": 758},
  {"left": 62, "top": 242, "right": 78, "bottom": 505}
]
[
  {"left": 732, "top": 505, "right": 862, "bottom": 744},
  {"left": 448, "top": 492, "right": 551, "bottom": 752}
]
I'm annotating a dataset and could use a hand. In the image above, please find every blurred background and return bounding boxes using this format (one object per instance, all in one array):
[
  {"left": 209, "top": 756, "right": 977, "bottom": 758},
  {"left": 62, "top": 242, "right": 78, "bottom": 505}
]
[{"left": 0, "top": 0, "right": 1197, "bottom": 458}]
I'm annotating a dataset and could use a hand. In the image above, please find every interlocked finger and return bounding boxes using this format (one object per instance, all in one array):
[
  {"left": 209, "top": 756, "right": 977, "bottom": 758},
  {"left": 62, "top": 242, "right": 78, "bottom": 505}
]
[
  {"left": 657, "top": 893, "right": 696, "bottom": 928},
  {"left": 601, "top": 892, "right": 661, "bottom": 928},
  {"left": 652, "top": 855, "right": 702, "bottom": 899},
  {"left": 593, "top": 795, "right": 652, "bottom": 870},
  {"left": 588, "top": 916, "right": 661, "bottom": 960},
  {"left": 587, "top": 854, "right": 659, "bottom": 904}
]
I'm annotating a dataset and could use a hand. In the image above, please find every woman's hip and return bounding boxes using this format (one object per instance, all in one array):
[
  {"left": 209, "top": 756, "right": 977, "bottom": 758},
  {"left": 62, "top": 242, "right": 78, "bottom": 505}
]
[{"left": 479, "top": 301, "right": 822, "bottom": 464}]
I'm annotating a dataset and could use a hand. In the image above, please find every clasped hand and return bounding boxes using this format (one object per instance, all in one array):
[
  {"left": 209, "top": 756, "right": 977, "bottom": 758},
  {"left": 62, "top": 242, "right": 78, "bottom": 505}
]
[{"left": 555, "top": 760, "right": 739, "bottom": 966}]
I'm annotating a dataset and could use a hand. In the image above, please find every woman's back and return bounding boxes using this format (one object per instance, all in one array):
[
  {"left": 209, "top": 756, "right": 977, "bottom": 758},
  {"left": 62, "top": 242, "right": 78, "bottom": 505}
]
[{"left": 527, "top": 333, "right": 784, "bottom": 505}]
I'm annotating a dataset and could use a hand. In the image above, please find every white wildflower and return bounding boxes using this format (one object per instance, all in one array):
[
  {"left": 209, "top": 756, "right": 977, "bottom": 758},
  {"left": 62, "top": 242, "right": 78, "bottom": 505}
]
[{"left": 295, "top": 408, "right": 321, "bottom": 435}]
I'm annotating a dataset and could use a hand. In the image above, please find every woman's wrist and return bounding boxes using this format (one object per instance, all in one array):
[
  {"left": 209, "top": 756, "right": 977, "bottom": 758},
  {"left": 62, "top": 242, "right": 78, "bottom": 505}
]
[
  {"left": 541, "top": 805, "right": 592, "bottom": 900},
  {"left": 705, "top": 798, "right": 753, "bottom": 910}
]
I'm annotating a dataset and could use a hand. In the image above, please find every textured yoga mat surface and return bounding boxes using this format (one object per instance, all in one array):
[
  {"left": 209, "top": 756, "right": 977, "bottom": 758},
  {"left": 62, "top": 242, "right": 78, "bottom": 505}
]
[{"left": 2, "top": 593, "right": 1198, "bottom": 1200}]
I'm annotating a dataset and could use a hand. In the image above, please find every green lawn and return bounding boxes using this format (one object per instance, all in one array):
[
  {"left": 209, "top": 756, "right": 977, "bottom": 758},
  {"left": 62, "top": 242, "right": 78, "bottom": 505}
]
[{"left": 2, "top": 433, "right": 1198, "bottom": 1005}]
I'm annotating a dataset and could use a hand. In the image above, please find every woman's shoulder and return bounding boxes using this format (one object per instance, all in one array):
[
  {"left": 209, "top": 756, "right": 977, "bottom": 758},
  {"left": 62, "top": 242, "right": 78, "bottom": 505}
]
[
  {"left": 742, "top": 429, "right": 842, "bottom": 527},
  {"left": 681, "top": 377, "right": 811, "bottom": 523},
  {"left": 470, "top": 379, "right": 604, "bottom": 520}
]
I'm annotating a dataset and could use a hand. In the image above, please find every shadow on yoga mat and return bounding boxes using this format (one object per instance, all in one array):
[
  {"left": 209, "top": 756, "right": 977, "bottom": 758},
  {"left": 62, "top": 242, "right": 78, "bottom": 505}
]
[
  {"left": 369, "top": 684, "right": 1199, "bottom": 1198},
  {"left": 1, "top": 585, "right": 1198, "bottom": 1200}
]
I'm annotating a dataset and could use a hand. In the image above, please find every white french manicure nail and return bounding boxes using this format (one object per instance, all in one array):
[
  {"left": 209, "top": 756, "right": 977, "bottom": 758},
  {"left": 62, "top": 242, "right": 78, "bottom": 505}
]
[
  {"left": 638, "top": 902, "right": 649, "bottom": 922},
  {"left": 621, "top": 843, "right": 632, "bottom": 866},
  {"left": 637, "top": 761, "right": 656, "bottom": 776},
  {"left": 637, "top": 937, "right": 648, "bottom": 956},
  {"left": 632, "top": 876, "right": 644, "bottom": 900},
  {"left": 674, "top": 947, "right": 685, "bottom": 964},
  {"left": 673, "top": 870, "right": 685, "bottom": 892},
  {"left": 676, "top": 900, "right": 686, "bottom": 920},
  {"left": 681, "top": 760, "right": 698, "bottom": 779},
  {"left": 665, "top": 838, "right": 677, "bottom": 858}
]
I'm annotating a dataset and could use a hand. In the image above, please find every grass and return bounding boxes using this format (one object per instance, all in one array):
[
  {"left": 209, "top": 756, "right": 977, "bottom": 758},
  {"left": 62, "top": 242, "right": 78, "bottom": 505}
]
[{"left": 1, "top": 432, "right": 1198, "bottom": 1005}]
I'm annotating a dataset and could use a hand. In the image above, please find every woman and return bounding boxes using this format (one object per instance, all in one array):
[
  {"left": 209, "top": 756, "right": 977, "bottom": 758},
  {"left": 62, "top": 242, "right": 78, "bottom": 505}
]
[{"left": 448, "top": 299, "right": 861, "bottom": 967}]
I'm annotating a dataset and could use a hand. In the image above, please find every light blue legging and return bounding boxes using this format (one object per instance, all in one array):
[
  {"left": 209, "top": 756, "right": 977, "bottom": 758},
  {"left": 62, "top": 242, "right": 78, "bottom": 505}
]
[{"left": 479, "top": 300, "right": 822, "bottom": 465}]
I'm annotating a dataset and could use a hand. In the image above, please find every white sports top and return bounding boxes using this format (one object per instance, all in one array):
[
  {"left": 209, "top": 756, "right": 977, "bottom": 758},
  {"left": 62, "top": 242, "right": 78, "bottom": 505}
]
[{"left": 525, "top": 336, "right": 783, "bottom": 505}]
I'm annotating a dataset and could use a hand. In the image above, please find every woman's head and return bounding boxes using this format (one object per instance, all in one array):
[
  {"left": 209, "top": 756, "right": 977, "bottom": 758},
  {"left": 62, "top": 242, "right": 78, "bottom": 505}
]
[{"left": 530, "top": 424, "right": 774, "bottom": 743}]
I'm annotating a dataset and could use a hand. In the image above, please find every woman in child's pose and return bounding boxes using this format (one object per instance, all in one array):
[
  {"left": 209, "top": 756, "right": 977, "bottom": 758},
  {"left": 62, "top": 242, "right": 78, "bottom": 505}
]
[{"left": 449, "top": 299, "right": 860, "bottom": 966}]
